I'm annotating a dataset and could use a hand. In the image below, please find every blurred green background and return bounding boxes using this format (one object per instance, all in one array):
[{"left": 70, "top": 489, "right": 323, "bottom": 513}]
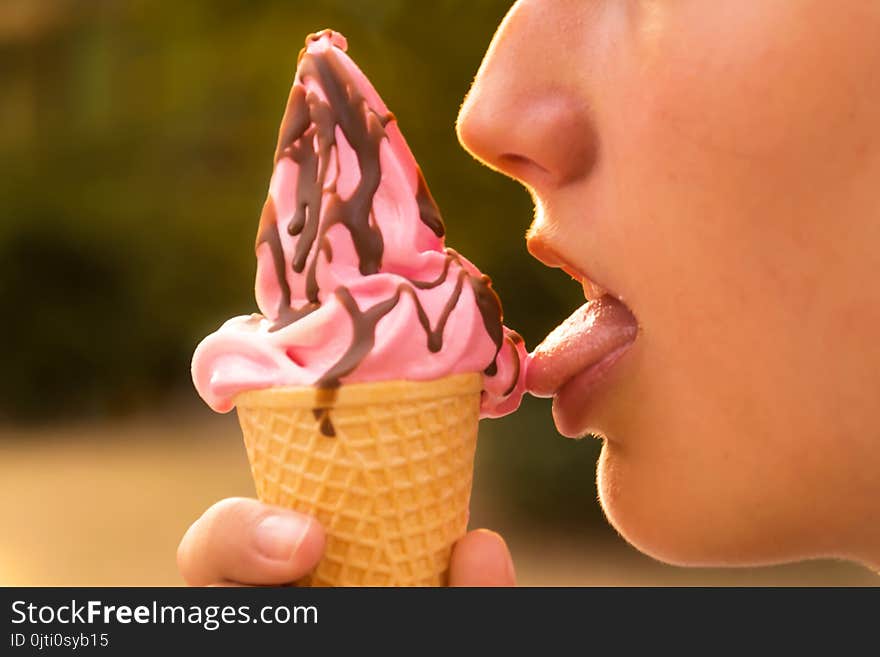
[
  {"left": 0, "top": 0, "right": 578, "bottom": 420},
  {"left": 0, "top": 0, "right": 873, "bottom": 585},
  {"left": 0, "top": 0, "right": 596, "bottom": 524}
]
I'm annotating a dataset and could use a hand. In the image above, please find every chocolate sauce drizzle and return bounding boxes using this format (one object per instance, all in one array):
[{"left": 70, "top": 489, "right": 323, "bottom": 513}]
[
  {"left": 415, "top": 167, "right": 446, "bottom": 238},
  {"left": 256, "top": 31, "right": 509, "bottom": 436},
  {"left": 501, "top": 331, "right": 524, "bottom": 398}
]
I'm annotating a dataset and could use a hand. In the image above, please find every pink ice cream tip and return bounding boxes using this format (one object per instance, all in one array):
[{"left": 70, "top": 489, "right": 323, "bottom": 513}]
[{"left": 192, "top": 30, "right": 529, "bottom": 418}]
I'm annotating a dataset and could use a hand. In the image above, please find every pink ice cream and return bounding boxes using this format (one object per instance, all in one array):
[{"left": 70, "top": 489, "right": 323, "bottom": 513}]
[{"left": 192, "top": 30, "right": 528, "bottom": 418}]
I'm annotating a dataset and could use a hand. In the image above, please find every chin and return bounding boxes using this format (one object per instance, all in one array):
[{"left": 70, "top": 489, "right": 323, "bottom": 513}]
[{"left": 594, "top": 440, "right": 824, "bottom": 569}]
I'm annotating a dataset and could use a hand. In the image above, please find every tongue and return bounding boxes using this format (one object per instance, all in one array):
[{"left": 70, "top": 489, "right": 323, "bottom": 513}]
[{"left": 526, "top": 296, "right": 638, "bottom": 398}]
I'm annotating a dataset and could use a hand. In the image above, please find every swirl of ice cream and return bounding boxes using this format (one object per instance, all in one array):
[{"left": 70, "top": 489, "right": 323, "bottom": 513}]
[{"left": 192, "top": 30, "right": 527, "bottom": 419}]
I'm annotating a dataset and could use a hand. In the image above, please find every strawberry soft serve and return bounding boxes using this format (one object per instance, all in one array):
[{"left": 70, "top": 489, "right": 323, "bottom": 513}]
[{"left": 192, "top": 30, "right": 528, "bottom": 419}]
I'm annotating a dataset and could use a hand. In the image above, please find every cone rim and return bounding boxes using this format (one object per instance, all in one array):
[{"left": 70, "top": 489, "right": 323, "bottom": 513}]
[{"left": 234, "top": 372, "right": 482, "bottom": 409}]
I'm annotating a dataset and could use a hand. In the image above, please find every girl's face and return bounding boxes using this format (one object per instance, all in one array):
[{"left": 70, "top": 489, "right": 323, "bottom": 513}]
[{"left": 458, "top": 0, "right": 880, "bottom": 568}]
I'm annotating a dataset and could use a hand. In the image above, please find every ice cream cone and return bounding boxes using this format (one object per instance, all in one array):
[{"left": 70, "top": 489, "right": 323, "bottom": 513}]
[{"left": 234, "top": 372, "right": 482, "bottom": 587}]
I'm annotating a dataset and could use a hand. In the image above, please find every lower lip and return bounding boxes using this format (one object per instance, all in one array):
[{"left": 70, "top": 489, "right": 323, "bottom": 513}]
[{"left": 552, "top": 341, "right": 634, "bottom": 438}]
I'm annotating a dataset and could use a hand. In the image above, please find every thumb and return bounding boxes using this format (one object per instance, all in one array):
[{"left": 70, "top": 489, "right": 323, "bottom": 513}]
[{"left": 448, "top": 529, "right": 516, "bottom": 587}]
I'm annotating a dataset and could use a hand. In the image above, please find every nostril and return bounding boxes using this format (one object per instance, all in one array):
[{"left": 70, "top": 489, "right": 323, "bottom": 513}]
[
  {"left": 498, "top": 153, "right": 551, "bottom": 185},
  {"left": 499, "top": 153, "right": 549, "bottom": 173}
]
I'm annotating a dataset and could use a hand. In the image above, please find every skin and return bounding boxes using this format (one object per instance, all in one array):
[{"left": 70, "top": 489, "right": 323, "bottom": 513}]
[
  {"left": 457, "top": 0, "right": 880, "bottom": 571},
  {"left": 177, "top": 498, "right": 515, "bottom": 586},
  {"left": 180, "top": 0, "right": 880, "bottom": 583}
]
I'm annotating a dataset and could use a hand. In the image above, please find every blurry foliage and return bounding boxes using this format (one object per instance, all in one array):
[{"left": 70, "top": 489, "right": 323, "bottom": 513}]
[{"left": 0, "top": 1, "right": 598, "bottom": 523}]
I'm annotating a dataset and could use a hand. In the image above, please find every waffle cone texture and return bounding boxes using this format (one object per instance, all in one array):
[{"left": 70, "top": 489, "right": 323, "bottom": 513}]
[{"left": 234, "top": 373, "right": 482, "bottom": 587}]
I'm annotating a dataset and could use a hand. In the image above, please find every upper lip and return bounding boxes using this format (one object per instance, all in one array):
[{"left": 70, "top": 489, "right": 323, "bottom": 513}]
[
  {"left": 537, "top": 242, "right": 610, "bottom": 302},
  {"left": 526, "top": 224, "right": 608, "bottom": 300},
  {"left": 560, "top": 264, "right": 608, "bottom": 301}
]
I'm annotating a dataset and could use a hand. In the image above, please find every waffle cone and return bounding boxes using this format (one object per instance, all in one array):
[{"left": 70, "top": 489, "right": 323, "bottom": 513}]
[{"left": 234, "top": 373, "right": 482, "bottom": 586}]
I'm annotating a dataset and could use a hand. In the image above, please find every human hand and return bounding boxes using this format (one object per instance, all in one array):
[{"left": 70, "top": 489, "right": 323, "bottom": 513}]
[{"left": 177, "top": 497, "right": 516, "bottom": 586}]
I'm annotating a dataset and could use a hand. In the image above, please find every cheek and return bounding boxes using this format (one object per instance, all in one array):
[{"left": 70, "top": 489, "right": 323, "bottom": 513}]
[
  {"left": 585, "top": 3, "right": 880, "bottom": 563},
  {"left": 600, "top": 1, "right": 878, "bottom": 438},
  {"left": 624, "top": 1, "right": 873, "bottom": 162}
]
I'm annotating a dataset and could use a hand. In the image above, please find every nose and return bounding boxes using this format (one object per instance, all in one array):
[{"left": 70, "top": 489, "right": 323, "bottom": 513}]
[{"left": 456, "top": 1, "right": 598, "bottom": 191}]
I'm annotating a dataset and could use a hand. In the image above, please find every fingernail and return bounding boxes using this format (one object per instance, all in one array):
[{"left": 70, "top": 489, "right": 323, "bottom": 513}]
[{"left": 254, "top": 515, "right": 311, "bottom": 561}]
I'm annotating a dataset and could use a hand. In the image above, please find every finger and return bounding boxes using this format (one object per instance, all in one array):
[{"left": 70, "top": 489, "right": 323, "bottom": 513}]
[
  {"left": 177, "top": 497, "right": 325, "bottom": 586},
  {"left": 448, "top": 529, "right": 516, "bottom": 587}
]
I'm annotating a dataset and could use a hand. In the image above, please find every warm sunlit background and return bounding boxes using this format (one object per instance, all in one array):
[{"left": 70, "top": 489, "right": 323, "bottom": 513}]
[{"left": 1, "top": 0, "right": 874, "bottom": 586}]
